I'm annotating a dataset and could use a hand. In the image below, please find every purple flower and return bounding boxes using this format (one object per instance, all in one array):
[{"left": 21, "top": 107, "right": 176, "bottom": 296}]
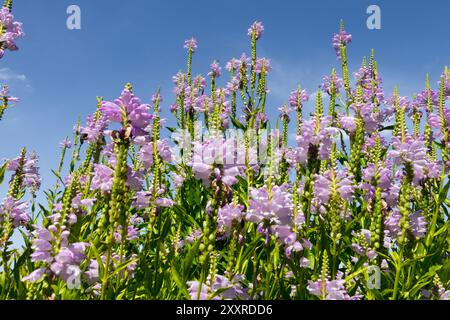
[
  {"left": 339, "top": 115, "right": 356, "bottom": 133},
  {"left": 23, "top": 152, "right": 41, "bottom": 192},
  {"left": 139, "top": 143, "right": 154, "bottom": 169},
  {"left": 427, "top": 112, "right": 440, "bottom": 129},
  {"left": 186, "top": 229, "right": 203, "bottom": 244},
  {"left": 208, "top": 60, "right": 222, "bottom": 78},
  {"left": 440, "top": 289, "right": 450, "bottom": 300},
  {"left": 314, "top": 169, "right": 354, "bottom": 204},
  {"left": 314, "top": 174, "right": 331, "bottom": 203},
  {"left": 246, "top": 184, "right": 293, "bottom": 226},
  {"left": 194, "top": 95, "right": 213, "bottom": 113},
  {"left": 0, "top": 6, "right": 25, "bottom": 57},
  {"left": 191, "top": 162, "right": 212, "bottom": 185},
  {"left": 100, "top": 89, "right": 152, "bottom": 138},
  {"left": 59, "top": 137, "right": 72, "bottom": 149},
  {"left": 336, "top": 171, "right": 355, "bottom": 201},
  {"left": 151, "top": 92, "right": 163, "bottom": 105},
  {"left": 72, "top": 193, "right": 96, "bottom": 210},
  {"left": 288, "top": 88, "right": 309, "bottom": 110},
  {"left": 187, "top": 275, "right": 248, "bottom": 300},
  {"left": 414, "top": 88, "right": 439, "bottom": 108},
  {"left": 332, "top": 29, "right": 352, "bottom": 59},
  {"left": 80, "top": 113, "right": 109, "bottom": 143},
  {"left": 444, "top": 72, "right": 450, "bottom": 97},
  {"left": 321, "top": 73, "right": 343, "bottom": 95},
  {"left": 277, "top": 105, "right": 292, "bottom": 122},
  {"left": 172, "top": 71, "right": 188, "bottom": 96},
  {"left": 26, "top": 222, "right": 89, "bottom": 286},
  {"left": 409, "top": 211, "right": 427, "bottom": 238},
  {"left": 361, "top": 163, "right": 392, "bottom": 198},
  {"left": 225, "top": 58, "right": 241, "bottom": 71},
  {"left": 183, "top": 37, "right": 197, "bottom": 52},
  {"left": 384, "top": 209, "right": 402, "bottom": 240},
  {"left": 190, "top": 136, "right": 243, "bottom": 187},
  {"left": 156, "top": 197, "right": 175, "bottom": 207},
  {"left": 187, "top": 281, "right": 210, "bottom": 300},
  {"left": 90, "top": 164, "right": 114, "bottom": 192},
  {"left": 0, "top": 85, "right": 19, "bottom": 103},
  {"left": 307, "top": 277, "right": 359, "bottom": 300},
  {"left": 255, "top": 112, "right": 269, "bottom": 130},
  {"left": 255, "top": 57, "right": 271, "bottom": 74},
  {"left": 134, "top": 191, "right": 150, "bottom": 209},
  {"left": 22, "top": 268, "right": 46, "bottom": 283},
  {"left": 211, "top": 275, "right": 249, "bottom": 300},
  {"left": 85, "top": 260, "right": 99, "bottom": 284},
  {"left": 6, "top": 151, "right": 41, "bottom": 193},
  {"left": 157, "top": 139, "right": 173, "bottom": 163},
  {"left": 0, "top": 196, "right": 30, "bottom": 227},
  {"left": 300, "top": 257, "right": 310, "bottom": 268},
  {"left": 248, "top": 21, "right": 264, "bottom": 40},
  {"left": 193, "top": 75, "right": 206, "bottom": 89},
  {"left": 217, "top": 204, "right": 245, "bottom": 237},
  {"left": 139, "top": 139, "right": 172, "bottom": 170},
  {"left": 295, "top": 116, "right": 339, "bottom": 163},
  {"left": 114, "top": 225, "right": 139, "bottom": 242},
  {"left": 126, "top": 167, "right": 144, "bottom": 191},
  {"left": 50, "top": 243, "right": 89, "bottom": 282},
  {"left": 388, "top": 135, "right": 430, "bottom": 185}
]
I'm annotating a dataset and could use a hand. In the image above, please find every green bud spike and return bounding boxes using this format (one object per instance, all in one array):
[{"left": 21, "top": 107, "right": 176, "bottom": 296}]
[
  {"left": 369, "top": 49, "right": 375, "bottom": 70},
  {"left": 125, "top": 82, "right": 133, "bottom": 93},
  {"left": 392, "top": 86, "right": 404, "bottom": 140},
  {"left": 4, "top": 0, "right": 12, "bottom": 11},
  {"left": 438, "top": 76, "right": 448, "bottom": 152},
  {"left": 423, "top": 75, "right": 434, "bottom": 155},
  {"left": 7, "top": 147, "right": 26, "bottom": 199},
  {"left": 320, "top": 251, "right": 330, "bottom": 299},
  {"left": 187, "top": 47, "right": 193, "bottom": 86},
  {"left": 374, "top": 133, "right": 381, "bottom": 164},
  {"left": 328, "top": 69, "right": 337, "bottom": 122},
  {"left": 355, "top": 85, "right": 364, "bottom": 107},
  {"left": 426, "top": 73, "right": 433, "bottom": 113},
  {"left": 315, "top": 91, "right": 323, "bottom": 134},
  {"left": 296, "top": 85, "right": 303, "bottom": 136},
  {"left": 361, "top": 56, "right": 367, "bottom": 68}
]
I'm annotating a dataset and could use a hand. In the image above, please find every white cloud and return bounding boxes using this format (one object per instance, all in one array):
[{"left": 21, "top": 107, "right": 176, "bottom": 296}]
[{"left": 0, "top": 68, "right": 27, "bottom": 82}]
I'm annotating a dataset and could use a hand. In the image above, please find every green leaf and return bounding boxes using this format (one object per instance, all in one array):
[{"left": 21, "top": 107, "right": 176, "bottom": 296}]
[
  {"left": 438, "top": 179, "right": 450, "bottom": 204},
  {"left": 89, "top": 244, "right": 105, "bottom": 278},
  {"left": 109, "top": 259, "right": 138, "bottom": 279},
  {"left": 380, "top": 125, "right": 394, "bottom": 131},
  {"left": 231, "top": 117, "right": 246, "bottom": 130},
  {"left": 51, "top": 169, "right": 65, "bottom": 185},
  {"left": 171, "top": 265, "right": 190, "bottom": 299},
  {"left": 183, "top": 238, "right": 201, "bottom": 278},
  {"left": 0, "top": 161, "right": 8, "bottom": 185}
]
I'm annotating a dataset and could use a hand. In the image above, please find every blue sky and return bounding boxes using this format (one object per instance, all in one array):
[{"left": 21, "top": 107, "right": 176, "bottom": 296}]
[{"left": 1, "top": 0, "right": 450, "bottom": 198}]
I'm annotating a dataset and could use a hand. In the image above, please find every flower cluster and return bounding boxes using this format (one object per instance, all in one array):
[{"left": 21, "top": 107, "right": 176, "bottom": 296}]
[
  {"left": 0, "top": 5, "right": 24, "bottom": 58},
  {"left": 0, "top": 17, "right": 449, "bottom": 302}
]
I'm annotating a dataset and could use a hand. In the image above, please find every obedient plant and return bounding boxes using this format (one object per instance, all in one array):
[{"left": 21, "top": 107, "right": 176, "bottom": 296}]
[{"left": 0, "top": 5, "right": 449, "bottom": 300}]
